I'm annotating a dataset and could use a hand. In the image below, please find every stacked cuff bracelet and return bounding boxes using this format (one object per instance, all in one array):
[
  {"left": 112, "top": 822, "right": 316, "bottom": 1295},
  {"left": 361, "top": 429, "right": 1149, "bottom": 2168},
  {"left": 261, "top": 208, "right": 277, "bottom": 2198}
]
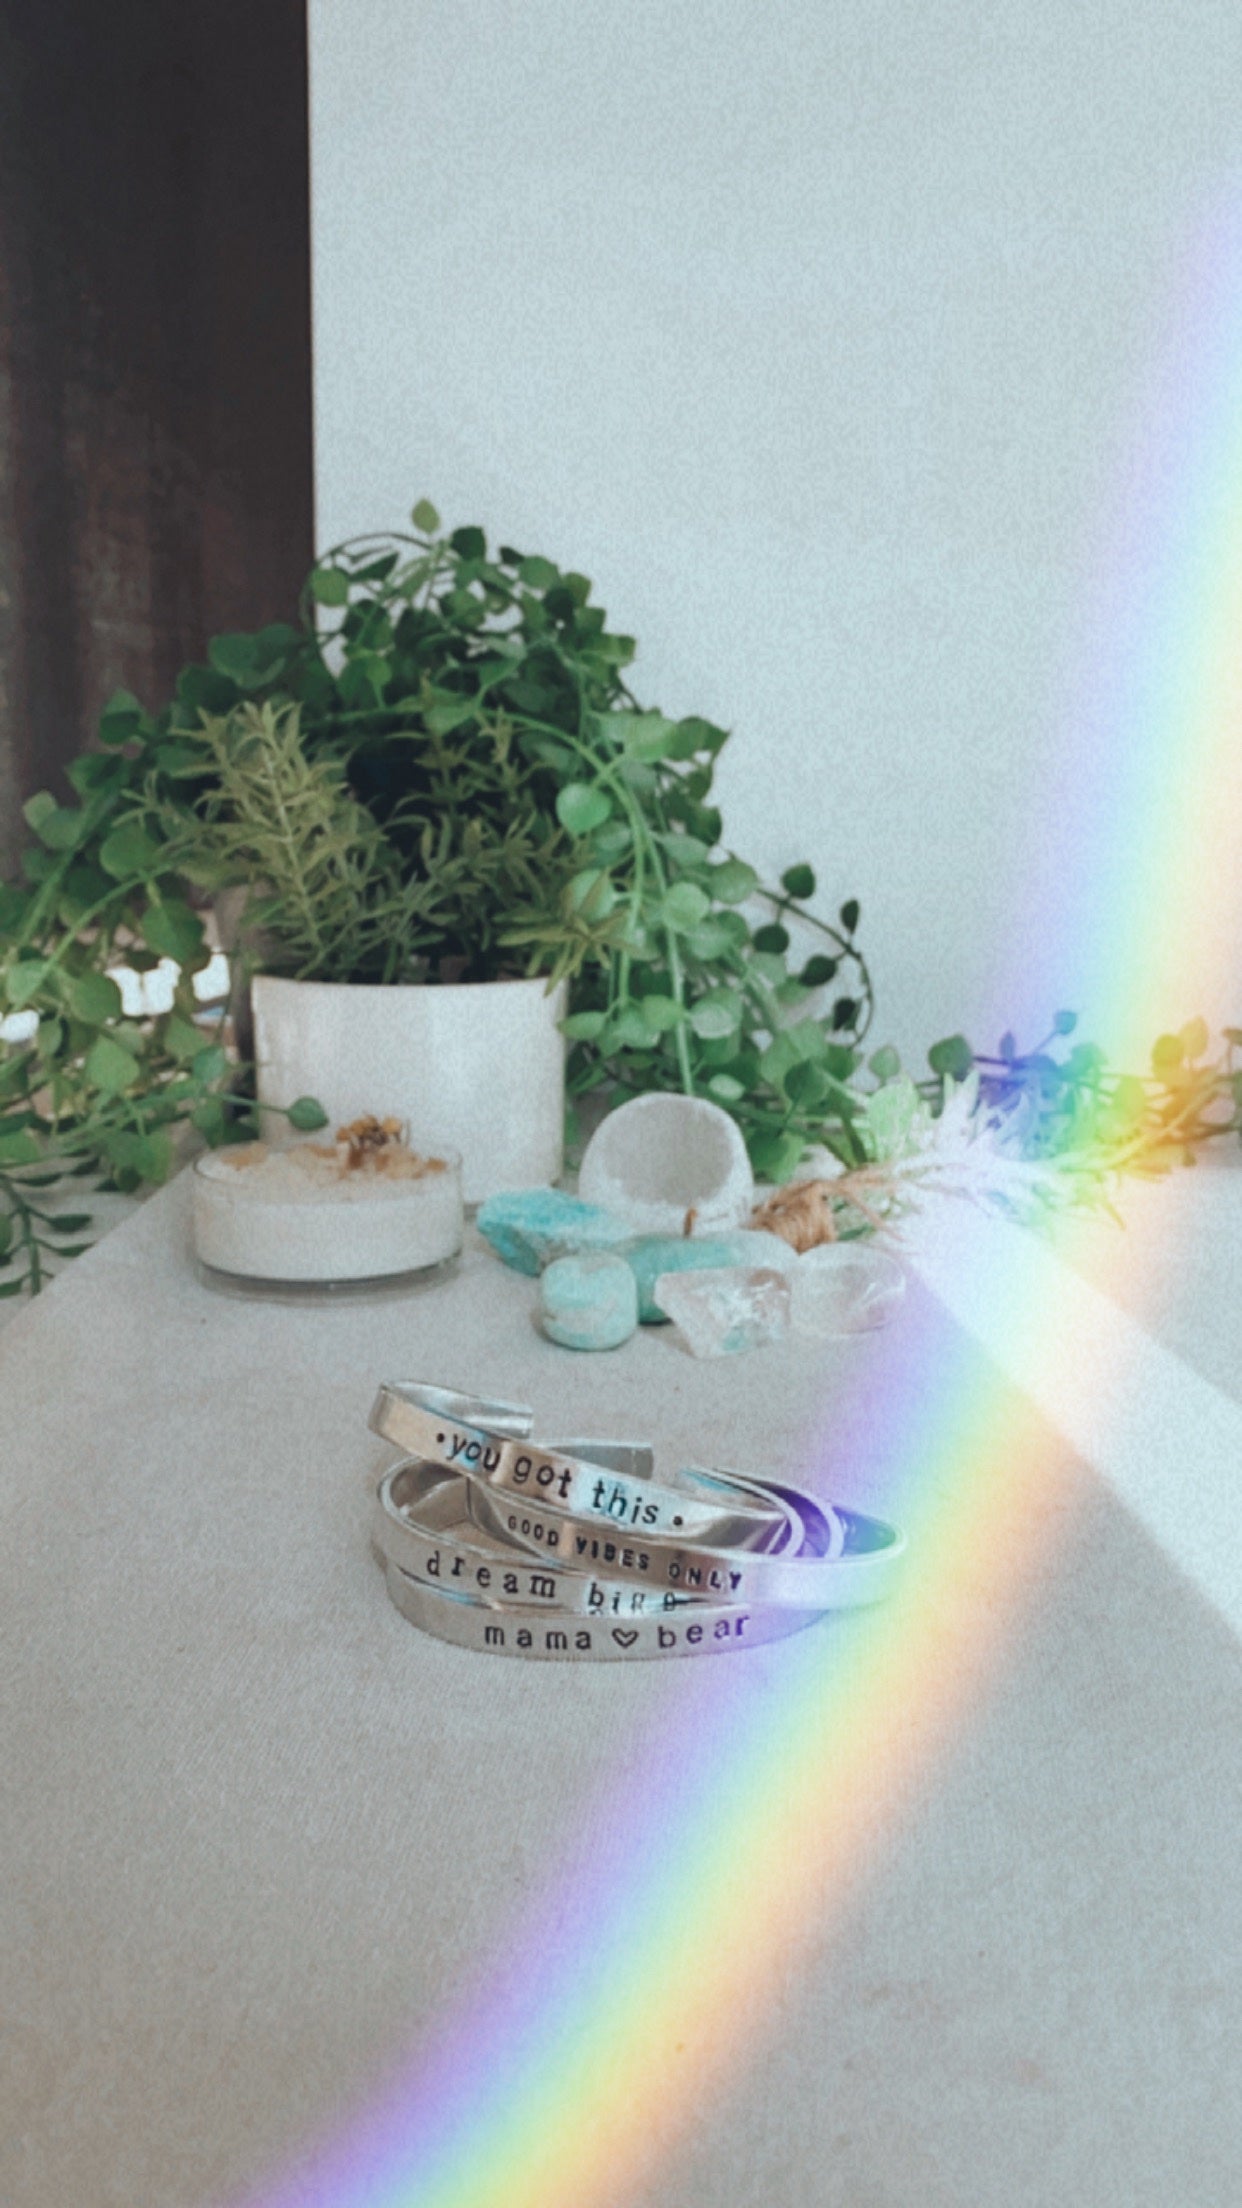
[
  {"left": 383, "top": 1557, "right": 828, "bottom": 1662},
  {"left": 368, "top": 1380, "right": 906, "bottom": 1661},
  {"left": 369, "top": 1382, "right": 793, "bottom": 1554}
]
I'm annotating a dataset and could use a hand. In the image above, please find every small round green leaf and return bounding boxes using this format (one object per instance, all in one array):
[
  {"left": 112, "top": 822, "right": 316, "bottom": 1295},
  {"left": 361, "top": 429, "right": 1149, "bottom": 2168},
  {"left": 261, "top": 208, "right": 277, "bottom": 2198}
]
[
  {"left": 68, "top": 971, "right": 124, "bottom": 1024},
  {"left": 689, "top": 989, "right": 742, "bottom": 1040},
  {"left": 85, "top": 1035, "right": 142, "bottom": 1094},
  {"left": 603, "top": 1006, "right": 654, "bottom": 1050},
  {"left": 687, "top": 917, "right": 743, "bottom": 961},
  {"left": 5, "top": 961, "right": 50, "bottom": 1010},
  {"left": 191, "top": 1098, "right": 229, "bottom": 1144},
  {"left": 411, "top": 499, "right": 441, "bottom": 533},
  {"left": 799, "top": 954, "right": 838, "bottom": 989},
  {"left": 616, "top": 712, "right": 679, "bottom": 763},
  {"left": 561, "top": 1011, "right": 608, "bottom": 1042},
  {"left": 751, "top": 922, "right": 790, "bottom": 955},
  {"left": 34, "top": 806, "right": 86, "bottom": 852},
  {"left": 143, "top": 900, "right": 206, "bottom": 966},
  {"left": 566, "top": 870, "right": 619, "bottom": 922},
  {"left": 98, "top": 689, "right": 145, "bottom": 745},
  {"left": 660, "top": 882, "right": 711, "bottom": 933},
  {"left": 781, "top": 864, "right": 816, "bottom": 901},
  {"left": 286, "top": 1096, "right": 330, "bottom": 1132},
  {"left": 450, "top": 525, "right": 486, "bottom": 560},
  {"left": 784, "top": 1060, "right": 830, "bottom": 1106},
  {"left": 555, "top": 783, "right": 612, "bottom": 836},
  {"left": 309, "top": 566, "right": 350, "bottom": 606},
  {"left": 163, "top": 1014, "right": 205, "bottom": 1062},
  {"left": 0, "top": 1130, "right": 42, "bottom": 1167},
  {"left": 637, "top": 995, "right": 684, "bottom": 1035},
  {"left": 590, "top": 819, "right": 632, "bottom": 862},
  {"left": 709, "top": 858, "right": 759, "bottom": 906},
  {"left": 675, "top": 716, "right": 729, "bottom": 758},
  {"left": 191, "top": 1045, "right": 229, "bottom": 1086},
  {"left": 839, "top": 898, "right": 860, "bottom": 935},
  {"left": 98, "top": 824, "right": 163, "bottom": 881},
  {"left": 927, "top": 1034, "right": 974, "bottom": 1081}
]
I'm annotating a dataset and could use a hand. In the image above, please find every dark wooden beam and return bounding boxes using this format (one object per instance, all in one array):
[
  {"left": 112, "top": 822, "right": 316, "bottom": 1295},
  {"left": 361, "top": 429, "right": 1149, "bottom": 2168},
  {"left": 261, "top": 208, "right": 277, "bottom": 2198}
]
[{"left": 0, "top": 0, "right": 314, "bottom": 870}]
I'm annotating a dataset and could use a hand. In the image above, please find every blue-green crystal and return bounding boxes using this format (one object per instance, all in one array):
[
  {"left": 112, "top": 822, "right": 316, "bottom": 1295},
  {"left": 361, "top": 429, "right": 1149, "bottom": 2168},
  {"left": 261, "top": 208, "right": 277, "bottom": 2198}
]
[
  {"left": 476, "top": 1188, "right": 632, "bottom": 1276},
  {"left": 622, "top": 1231, "right": 795, "bottom": 1323},
  {"left": 538, "top": 1252, "right": 639, "bottom": 1352}
]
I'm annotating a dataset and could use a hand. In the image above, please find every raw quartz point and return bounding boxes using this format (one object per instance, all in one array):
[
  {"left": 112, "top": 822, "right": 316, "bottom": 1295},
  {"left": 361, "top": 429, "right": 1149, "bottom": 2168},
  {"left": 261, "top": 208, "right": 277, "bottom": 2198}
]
[
  {"left": 791, "top": 1243, "right": 906, "bottom": 1335},
  {"left": 625, "top": 1228, "right": 795, "bottom": 1324},
  {"left": 654, "top": 1265, "right": 791, "bottom": 1358}
]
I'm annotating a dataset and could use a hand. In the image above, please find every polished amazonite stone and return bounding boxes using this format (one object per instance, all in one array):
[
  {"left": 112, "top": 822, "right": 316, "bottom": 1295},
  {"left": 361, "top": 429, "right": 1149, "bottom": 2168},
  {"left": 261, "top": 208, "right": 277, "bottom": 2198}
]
[
  {"left": 538, "top": 1252, "right": 639, "bottom": 1351},
  {"left": 622, "top": 1229, "right": 796, "bottom": 1323},
  {"left": 475, "top": 1188, "right": 632, "bottom": 1277}
]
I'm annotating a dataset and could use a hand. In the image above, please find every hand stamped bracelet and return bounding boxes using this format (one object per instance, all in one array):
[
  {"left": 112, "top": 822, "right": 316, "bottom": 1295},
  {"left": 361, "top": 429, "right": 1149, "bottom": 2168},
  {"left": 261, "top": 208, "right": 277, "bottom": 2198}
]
[
  {"left": 468, "top": 1466, "right": 902, "bottom": 1609},
  {"left": 374, "top": 1442, "right": 903, "bottom": 1615},
  {"left": 369, "top": 1382, "right": 907, "bottom": 1615},
  {"left": 369, "top": 1382, "right": 792, "bottom": 1554},
  {"left": 375, "top": 1455, "right": 797, "bottom": 1617},
  {"left": 383, "top": 1555, "right": 828, "bottom": 1662}
]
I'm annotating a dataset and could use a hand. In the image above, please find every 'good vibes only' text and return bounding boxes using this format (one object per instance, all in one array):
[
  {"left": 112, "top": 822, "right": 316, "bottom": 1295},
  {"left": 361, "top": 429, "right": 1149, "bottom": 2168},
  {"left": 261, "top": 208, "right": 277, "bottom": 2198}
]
[{"left": 436, "top": 1429, "right": 746, "bottom": 1595}]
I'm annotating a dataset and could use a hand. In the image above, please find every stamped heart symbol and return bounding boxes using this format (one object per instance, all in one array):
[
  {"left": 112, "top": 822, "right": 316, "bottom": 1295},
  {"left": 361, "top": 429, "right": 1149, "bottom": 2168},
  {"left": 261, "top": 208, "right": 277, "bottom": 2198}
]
[{"left": 611, "top": 1628, "right": 639, "bottom": 1649}]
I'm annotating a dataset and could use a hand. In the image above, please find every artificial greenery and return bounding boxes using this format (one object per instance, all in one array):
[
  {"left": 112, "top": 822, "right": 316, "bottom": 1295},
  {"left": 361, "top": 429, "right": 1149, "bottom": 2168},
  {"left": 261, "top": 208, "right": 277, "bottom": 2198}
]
[{"left": 2, "top": 501, "right": 1239, "bottom": 1296}]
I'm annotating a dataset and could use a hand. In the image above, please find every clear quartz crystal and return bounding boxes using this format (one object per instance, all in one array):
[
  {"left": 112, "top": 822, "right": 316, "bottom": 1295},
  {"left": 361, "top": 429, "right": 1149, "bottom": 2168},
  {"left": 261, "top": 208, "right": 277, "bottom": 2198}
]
[
  {"left": 654, "top": 1265, "right": 790, "bottom": 1357},
  {"left": 790, "top": 1243, "right": 906, "bottom": 1335}
]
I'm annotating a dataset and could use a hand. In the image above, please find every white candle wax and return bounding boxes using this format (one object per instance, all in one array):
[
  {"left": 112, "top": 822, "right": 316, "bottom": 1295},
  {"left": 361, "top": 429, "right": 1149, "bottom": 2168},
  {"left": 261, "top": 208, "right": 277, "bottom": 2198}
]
[{"left": 192, "top": 1139, "right": 462, "bottom": 1283}]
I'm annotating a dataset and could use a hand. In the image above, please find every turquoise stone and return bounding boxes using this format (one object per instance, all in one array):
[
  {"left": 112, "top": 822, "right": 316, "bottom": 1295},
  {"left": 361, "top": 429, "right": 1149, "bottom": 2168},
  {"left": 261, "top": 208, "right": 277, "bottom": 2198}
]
[
  {"left": 476, "top": 1188, "right": 631, "bottom": 1277},
  {"left": 622, "top": 1230, "right": 796, "bottom": 1323},
  {"left": 538, "top": 1252, "right": 639, "bottom": 1352}
]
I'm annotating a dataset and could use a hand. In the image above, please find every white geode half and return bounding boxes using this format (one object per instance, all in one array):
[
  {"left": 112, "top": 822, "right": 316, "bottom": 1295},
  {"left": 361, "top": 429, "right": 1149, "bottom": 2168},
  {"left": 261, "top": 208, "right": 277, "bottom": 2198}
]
[{"left": 577, "top": 1093, "right": 754, "bottom": 1237}]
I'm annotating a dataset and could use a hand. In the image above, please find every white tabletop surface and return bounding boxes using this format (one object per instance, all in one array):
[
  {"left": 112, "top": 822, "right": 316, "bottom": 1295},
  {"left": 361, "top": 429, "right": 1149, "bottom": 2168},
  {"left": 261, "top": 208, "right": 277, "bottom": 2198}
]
[{"left": 2, "top": 1160, "right": 1241, "bottom": 2208}]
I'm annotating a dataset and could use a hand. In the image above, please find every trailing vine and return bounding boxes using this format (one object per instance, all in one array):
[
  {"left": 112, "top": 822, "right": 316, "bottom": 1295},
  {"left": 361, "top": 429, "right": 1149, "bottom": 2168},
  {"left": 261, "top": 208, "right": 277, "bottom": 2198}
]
[{"left": 1, "top": 501, "right": 1238, "bottom": 1295}]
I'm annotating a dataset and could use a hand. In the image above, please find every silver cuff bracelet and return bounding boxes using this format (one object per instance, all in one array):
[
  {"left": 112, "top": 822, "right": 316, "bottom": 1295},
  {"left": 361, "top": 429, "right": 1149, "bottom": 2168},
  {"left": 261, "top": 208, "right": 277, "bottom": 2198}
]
[
  {"left": 369, "top": 1381, "right": 794, "bottom": 1554},
  {"left": 383, "top": 1557, "right": 829, "bottom": 1662}
]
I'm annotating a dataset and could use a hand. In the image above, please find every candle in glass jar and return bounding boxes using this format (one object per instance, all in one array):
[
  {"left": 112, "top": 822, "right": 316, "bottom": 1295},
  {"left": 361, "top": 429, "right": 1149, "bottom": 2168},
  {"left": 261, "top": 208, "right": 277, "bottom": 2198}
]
[{"left": 192, "top": 1123, "right": 462, "bottom": 1284}]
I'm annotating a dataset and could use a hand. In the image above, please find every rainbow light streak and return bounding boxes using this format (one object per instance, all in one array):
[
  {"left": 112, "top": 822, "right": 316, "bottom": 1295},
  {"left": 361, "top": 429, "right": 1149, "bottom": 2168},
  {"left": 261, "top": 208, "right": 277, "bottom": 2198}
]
[
  {"left": 242, "top": 194, "right": 1240, "bottom": 2208},
  {"left": 245, "top": 1310, "right": 1059, "bottom": 2208},
  {"left": 1018, "top": 187, "right": 1242, "bottom": 1047}
]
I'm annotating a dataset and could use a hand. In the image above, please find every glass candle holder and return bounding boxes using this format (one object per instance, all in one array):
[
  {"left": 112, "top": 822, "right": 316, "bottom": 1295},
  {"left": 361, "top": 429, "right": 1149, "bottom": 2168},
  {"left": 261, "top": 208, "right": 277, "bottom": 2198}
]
[{"left": 192, "top": 1138, "right": 463, "bottom": 1296}]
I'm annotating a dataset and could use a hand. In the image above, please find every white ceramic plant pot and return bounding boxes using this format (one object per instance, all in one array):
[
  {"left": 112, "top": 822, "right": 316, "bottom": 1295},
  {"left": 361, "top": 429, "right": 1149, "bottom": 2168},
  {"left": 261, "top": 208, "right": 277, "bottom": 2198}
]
[{"left": 251, "top": 975, "right": 566, "bottom": 1204}]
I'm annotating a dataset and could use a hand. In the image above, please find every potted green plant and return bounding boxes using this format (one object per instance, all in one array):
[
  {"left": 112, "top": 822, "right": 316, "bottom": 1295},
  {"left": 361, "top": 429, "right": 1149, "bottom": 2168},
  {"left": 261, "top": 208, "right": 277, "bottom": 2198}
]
[
  {"left": 0, "top": 499, "right": 875, "bottom": 1276},
  {"left": 3, "top": 500, "right": 1240, "bottom": 1293},
  {"left": 132, "top": 504, "right": 877, "bottom": 1199}
]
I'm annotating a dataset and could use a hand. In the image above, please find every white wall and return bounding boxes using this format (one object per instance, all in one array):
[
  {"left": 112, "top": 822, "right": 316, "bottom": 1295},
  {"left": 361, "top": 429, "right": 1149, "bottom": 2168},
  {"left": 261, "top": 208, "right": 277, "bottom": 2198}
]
[{"left": 309, "top": 0, "right": 1242, "bottom": 1065}]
